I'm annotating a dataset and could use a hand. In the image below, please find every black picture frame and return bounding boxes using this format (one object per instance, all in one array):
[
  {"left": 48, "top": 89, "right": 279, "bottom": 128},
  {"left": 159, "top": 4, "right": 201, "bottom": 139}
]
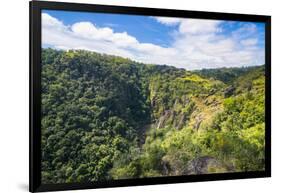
[{"left": 30, "top": 1, "right": 271, "bottom": 192}]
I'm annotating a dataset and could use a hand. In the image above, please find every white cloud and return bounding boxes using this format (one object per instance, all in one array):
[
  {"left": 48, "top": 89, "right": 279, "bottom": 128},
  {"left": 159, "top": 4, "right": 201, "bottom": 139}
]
[
  {"left": 71, "top": 22, "right": 138, "bottom": 47},
  {"left": 42, "top": 13, "right": 265, "bottom": 70},
  {"left": 153, "top": 17, "right": 181, "bottom": 26},
  {"left": 178, "top": 19, "right": 222, "bottom": 34},
  {"left": 42, "top": 13, "right": 65, "bottom": 29},
  {"left": 240, "top": 38, "right": 258, "bottom": 46}
]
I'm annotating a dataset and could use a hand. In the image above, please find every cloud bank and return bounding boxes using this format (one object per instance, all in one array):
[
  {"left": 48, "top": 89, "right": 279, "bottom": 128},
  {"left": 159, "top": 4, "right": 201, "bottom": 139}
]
[{"left": 42, "top": 13, "right": 264, "bottom": 70}]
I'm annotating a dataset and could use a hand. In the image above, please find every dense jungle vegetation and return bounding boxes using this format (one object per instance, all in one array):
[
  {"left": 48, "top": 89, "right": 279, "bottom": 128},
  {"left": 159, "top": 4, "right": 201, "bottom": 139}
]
[{"left": 41, "top": 48, "right": 265, "bottom": 183}]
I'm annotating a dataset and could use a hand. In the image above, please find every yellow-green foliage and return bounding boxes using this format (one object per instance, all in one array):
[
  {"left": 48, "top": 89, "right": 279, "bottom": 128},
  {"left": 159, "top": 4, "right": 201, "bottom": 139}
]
[{"left": 182, "top": 73, "right": 209, "bottom": 83}]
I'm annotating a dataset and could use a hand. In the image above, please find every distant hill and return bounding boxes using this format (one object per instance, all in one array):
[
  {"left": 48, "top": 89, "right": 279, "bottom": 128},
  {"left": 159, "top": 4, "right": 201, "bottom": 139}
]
[
  {"left": 41, "top": 48, "right": 265, "bottom": 183},
  {"left": 195, "top": 65, "right": 265, "bottom": 84}
]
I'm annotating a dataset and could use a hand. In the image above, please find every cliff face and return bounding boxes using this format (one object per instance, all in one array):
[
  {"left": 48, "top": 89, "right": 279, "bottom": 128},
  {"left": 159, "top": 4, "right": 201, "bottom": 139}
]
[{"left": 147, "top": 70, "right": 225, "bottom": 133}]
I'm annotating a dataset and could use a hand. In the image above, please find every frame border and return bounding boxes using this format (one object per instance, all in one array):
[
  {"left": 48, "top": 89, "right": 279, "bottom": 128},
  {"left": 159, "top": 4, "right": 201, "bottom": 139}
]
[{"left": 30, "top": 1, "right": 271, "bottom": 192}]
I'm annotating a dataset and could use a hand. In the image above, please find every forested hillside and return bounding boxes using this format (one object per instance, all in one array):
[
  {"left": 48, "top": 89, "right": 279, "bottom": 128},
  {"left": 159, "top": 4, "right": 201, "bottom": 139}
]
[{"left": 41, "top": 48, "right": 265, "bottom": 183}]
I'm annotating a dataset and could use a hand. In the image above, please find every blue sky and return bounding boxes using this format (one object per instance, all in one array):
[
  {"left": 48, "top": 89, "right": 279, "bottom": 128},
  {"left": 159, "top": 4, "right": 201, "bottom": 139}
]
[
  {"left": 43, "top": 10, "right": 175, "bottom": 47},
  {"left": 42, "top": 10, "right": 265, "bottom": 70}
]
